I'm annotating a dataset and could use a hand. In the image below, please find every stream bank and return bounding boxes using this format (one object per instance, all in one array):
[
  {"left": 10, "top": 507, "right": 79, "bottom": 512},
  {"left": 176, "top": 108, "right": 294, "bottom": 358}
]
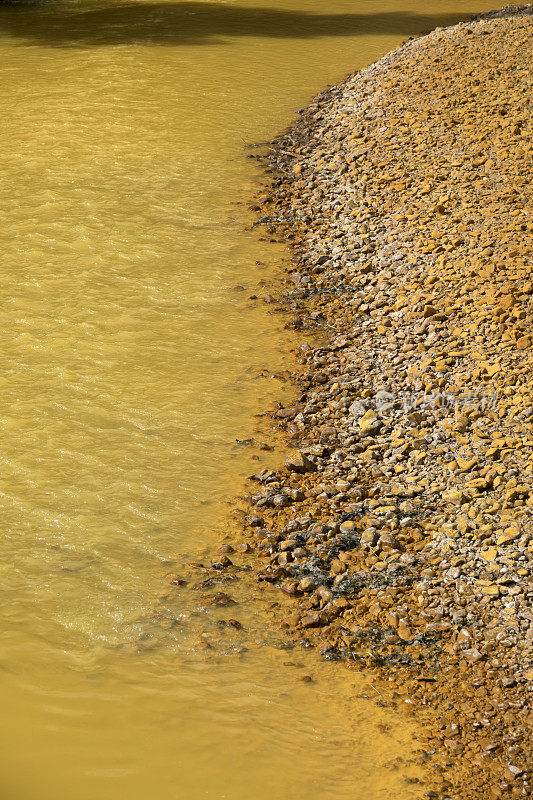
[{"left": 238, "top": 7, "right": 532, "bottom": 799}]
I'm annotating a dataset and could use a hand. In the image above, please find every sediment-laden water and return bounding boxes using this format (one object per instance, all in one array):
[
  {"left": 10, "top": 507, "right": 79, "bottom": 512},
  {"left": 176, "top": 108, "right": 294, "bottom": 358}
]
[{"left": 0, "top": 1, "right": 498, "bottom": 798}]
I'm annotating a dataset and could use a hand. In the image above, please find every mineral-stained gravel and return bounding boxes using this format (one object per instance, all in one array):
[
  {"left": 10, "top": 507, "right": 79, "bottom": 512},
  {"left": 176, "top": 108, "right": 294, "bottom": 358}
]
[{"left": 238, "top": 6, "right": 532, "bottom": 799}]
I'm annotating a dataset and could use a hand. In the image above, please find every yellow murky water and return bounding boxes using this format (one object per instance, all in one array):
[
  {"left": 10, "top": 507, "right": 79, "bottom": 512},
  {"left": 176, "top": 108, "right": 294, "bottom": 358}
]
[{"left": 0, "top": 0, "right": 497, "bottom": 798}]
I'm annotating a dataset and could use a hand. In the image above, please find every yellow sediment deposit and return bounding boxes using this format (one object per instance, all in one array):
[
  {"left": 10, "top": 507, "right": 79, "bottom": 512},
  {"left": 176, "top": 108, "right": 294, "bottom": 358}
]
[{"left": 236, "top": 6, "right": 532, "bottom": 800}]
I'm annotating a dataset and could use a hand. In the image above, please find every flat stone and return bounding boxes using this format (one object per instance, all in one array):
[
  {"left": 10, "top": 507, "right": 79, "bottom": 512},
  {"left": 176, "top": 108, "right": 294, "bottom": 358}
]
[{"left": 497, "top": 528, "right": 520, "bottom": 546}]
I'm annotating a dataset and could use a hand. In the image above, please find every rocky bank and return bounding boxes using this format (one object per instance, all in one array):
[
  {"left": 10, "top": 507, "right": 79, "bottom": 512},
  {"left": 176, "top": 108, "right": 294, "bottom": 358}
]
[{"left": 238, "top": 6, "right": 532, "bottom": 800}]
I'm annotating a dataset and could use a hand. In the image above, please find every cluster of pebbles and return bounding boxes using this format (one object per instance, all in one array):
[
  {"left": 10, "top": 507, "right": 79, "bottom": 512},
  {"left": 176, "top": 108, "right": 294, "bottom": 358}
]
[{"left": 235, "top": 7, "right": 532, "bottom": 799}]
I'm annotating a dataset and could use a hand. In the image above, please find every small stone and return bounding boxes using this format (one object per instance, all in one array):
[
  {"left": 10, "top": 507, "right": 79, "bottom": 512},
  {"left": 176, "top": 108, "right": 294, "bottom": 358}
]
[
  {"left": 359, "top": 410, "right": 382, "bottom": 434},
  {"left": 464, "top": 647, "right": 484, "bottom": 663},
  {"left": 398, "top": 620, "right": 412, "bottom": 640},
  {"left": 210, "top": 592, "right": 236, "bottom": 607},
  {"left": 299, "top": 575, "right": 316, "bottom": 592},
  {"left": 466, "top": 477, "right": 490, "bottom": 491},
  {"left": 360, "top": 528, "right": 378, "bottom": 548},
  {"left": 480, "top": 547, "right": 498, "bottom": 562},
  {"left": 422, "top": 304, "right": 437, "bottom": 318},
  {"left": 456, "top": 456, "right": 478, "bottom": 471},
  {"left": 497, "top": 528, "right": 520, "bottom": 546},
  {"left": 481, "top": 584, "right": 500, "bottom": 597},
  {"left": 339, "top": 520, "right": 357, "bottom": 533},
  {"left": 300, "top": 612, "right": 324, "bottom": 629},
  {"left": 387, "top": 611, "right": 399, "bottom": 628},
  {"left": 211, "top": 555, "right": 233, "bottom": 568},
  {"left": 443, "top": 488, "right": 467, "bottom": 504},
  {"left": 285, "top": 451, "right": 316, "bottom": 473},
  {"left": 501, "top": 677, "right": 516, "bottom": 688},
  {"left": 507, "top": 765, "right": 523, "bottom": 778}
]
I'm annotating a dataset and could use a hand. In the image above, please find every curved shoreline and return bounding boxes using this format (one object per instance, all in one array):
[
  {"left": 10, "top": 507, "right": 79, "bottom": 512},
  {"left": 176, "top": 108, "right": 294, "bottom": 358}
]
[{"left": 240, "top": 6, "right": 532, "bottom": 799}]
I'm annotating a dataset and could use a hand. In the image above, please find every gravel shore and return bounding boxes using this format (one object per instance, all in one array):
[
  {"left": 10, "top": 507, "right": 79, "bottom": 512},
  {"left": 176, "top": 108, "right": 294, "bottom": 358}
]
[{"left": 241, "top": 6, "right": 532, "bottom": 799}]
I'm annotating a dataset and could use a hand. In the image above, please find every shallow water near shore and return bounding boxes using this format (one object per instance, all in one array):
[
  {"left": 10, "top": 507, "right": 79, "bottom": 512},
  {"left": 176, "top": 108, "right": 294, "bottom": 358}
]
[{"left": 0, "top": 0, "right": 499, "bottom": 797}]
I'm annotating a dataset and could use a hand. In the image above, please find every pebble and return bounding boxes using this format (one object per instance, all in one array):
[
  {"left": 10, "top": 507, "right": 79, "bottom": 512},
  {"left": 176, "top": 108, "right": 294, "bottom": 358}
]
[{"left": 239, "top": 7, "right": 533, "bottom": 800}]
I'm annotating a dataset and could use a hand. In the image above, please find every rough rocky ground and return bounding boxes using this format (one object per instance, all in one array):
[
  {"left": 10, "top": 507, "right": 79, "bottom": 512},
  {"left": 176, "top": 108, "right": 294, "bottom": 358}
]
[{"left": 234, "top": 6, "right": 532, "bottom": 799}]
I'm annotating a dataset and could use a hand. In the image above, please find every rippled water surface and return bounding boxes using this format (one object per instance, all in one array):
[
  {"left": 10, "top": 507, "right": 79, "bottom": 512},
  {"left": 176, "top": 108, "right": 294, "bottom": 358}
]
[{"left": 0, "top": 0, "right": 497, "bottom": 797}]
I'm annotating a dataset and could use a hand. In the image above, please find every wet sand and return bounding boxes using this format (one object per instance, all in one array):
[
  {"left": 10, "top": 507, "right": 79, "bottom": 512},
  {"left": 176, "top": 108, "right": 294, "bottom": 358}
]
[{"left": 233, "top": 6, "right": 532, "bottom": 799}]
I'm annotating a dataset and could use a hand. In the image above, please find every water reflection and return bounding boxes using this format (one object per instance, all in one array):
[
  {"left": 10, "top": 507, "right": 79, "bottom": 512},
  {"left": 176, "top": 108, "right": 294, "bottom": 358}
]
[{"left": 0, "top": 0, "right": 476, "bottom": 47}]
